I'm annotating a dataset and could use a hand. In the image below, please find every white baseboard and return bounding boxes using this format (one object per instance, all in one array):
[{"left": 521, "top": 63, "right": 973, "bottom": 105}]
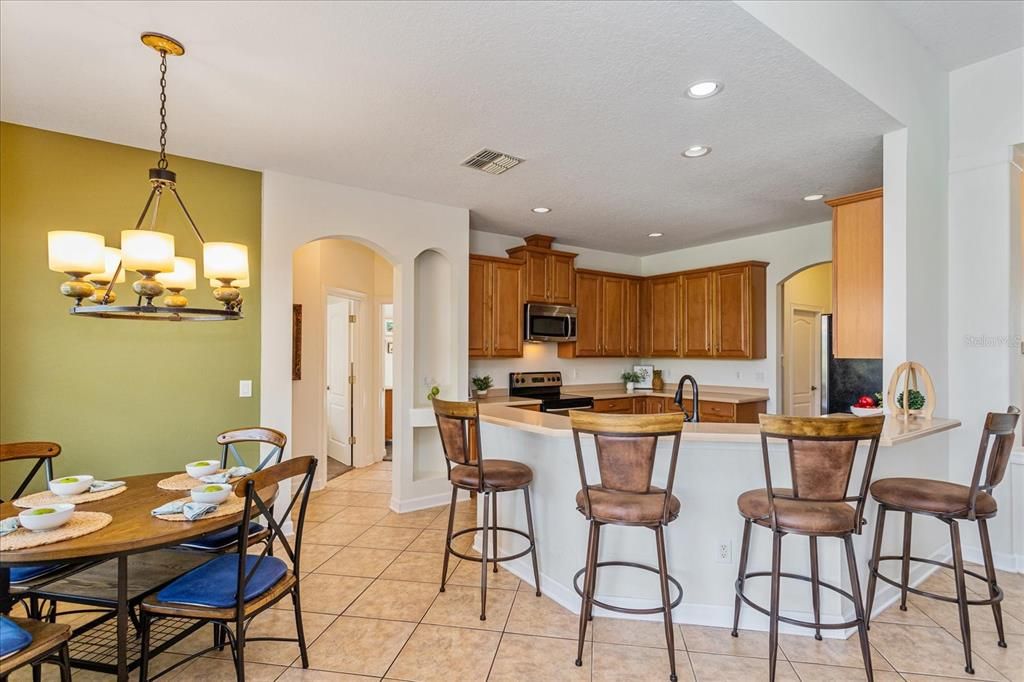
[
  {"left": 391, "top": 488, "right": 470, "bottom": 513},
  {"left": 475, "top": 538, "right": 952, "bottom": 640},
  {"left": 961, "top": 545, "right": 1024, "bottom": 574}
]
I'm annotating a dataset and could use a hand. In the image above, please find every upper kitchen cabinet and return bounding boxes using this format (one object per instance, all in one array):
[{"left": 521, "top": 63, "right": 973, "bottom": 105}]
[
  {"left": 558, "top": 269, "right": 640, "bottom": 358},
  {"left": 641, "top": 261, "right": 767, "bottom": 359},
  {"left": 827, "top": 188, "right": 883, "bottom": 359},
  {"left": 681, "top": 271, "right": 713, "bottom": 357},
  {"left": 469, "top": 254, "right": 524, "bottom": 358},
  {"left": 713, "top": 263, "right": 766, "bottom": 359},
  {"left": 506, "top": 234, "right": 576, "bottom": 305},
  {"left": 643, "top": 274, "right": 681, "bottom": 356}
]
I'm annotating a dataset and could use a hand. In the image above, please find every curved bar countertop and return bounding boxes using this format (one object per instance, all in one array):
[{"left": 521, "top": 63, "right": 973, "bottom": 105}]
[{"left": 471, "top": 398, "right": 960, "bottom": 637}]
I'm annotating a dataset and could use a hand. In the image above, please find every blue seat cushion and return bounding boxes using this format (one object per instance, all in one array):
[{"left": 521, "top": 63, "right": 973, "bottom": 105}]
[
  {"left": 178, "top": 523, "right": 266, "bottom": 551},
  {"left": 156, "top": 554, "right": 288, "bottom": 608},
  {"left": 10, "top": 563, "right": 68, "bottom": 584},
  {"left": 0, "top": 615, "right": 32, "bottom": 658}
]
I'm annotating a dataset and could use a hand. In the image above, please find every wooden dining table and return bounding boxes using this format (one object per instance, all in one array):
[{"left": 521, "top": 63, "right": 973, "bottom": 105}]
[{"left": 0, "top": 471, "right": 275, "bottom": 681}]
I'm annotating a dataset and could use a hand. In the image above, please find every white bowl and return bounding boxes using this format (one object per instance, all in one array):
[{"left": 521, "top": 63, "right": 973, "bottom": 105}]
[
  {"left": 19, "top": 503, "right": 75, "bottom": 531},
  {"left": 185, "top": 460, "right": 220, "bottom": 478},
  {"left": 190, "top": 483, "right": 232, "bottom": 505},
  {"left": 850, "top": 406, "right": 884, "bottom": 417},
  {"left": 48, "top": 475, "right": 94, "bottom": 497}
]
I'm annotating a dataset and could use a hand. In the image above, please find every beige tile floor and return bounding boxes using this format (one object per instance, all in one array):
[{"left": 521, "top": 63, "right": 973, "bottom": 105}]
[{"left": 9, "top": 460, "right": 1024, "bottom": 681}]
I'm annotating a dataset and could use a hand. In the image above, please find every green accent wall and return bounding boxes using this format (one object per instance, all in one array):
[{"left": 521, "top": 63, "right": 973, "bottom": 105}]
[{"left": 0, "top": 123, "right": 262, "bottom": 490}]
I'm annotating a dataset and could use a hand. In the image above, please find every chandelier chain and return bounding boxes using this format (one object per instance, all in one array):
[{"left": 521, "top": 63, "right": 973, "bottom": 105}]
[{"left": 158, "top": 51, "right": 169, "bottom": 170}]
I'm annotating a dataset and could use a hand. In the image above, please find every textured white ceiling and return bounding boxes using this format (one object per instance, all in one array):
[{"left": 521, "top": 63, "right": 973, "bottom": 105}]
[
  {"left": 0, "top": 1, "right": 899, "bottom": 255},
  {"left": 882, "top": 0, "right": 1024, "bottom": 72}
]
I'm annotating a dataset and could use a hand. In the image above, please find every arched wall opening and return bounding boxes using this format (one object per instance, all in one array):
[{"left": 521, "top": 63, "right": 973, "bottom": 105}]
[
  {"left": 261, "top": 170, "right": 470, "bottom": 515},
  {"left": 776, "top": 261, "right": 832, "bottom": 415},
  {"left": 292, "top": 237, "right": 395, "bottom": 488}
]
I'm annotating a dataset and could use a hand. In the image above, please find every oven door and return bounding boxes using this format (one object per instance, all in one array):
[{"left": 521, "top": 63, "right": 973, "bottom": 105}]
[{"left": 525, "top": 304, "right": 577, "bottom": 342}]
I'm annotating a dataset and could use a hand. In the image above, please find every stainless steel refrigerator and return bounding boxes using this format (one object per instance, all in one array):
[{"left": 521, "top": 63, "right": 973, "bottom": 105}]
[{"left": 820, "top": 314, "right": 884, "bottom": 414}]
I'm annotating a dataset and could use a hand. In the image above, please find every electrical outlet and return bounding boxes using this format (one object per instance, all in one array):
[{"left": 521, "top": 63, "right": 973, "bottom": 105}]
[
  {"left": 755, "top": 371, "right": 766, "bottom": 383},
  {"left": 735, "top": 371, "right": 741, "bottom": 380},
  {"left": 239, "top": 380, "right": 252, "bottom": 398},
  {"left": 716, "top": 541, "right": 732, "bottom": 564}
]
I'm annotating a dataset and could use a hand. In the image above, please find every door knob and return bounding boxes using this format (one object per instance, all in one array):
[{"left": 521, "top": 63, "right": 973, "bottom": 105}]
[{"left": 810, "top": 385, "right": 818, "bottom": 391}]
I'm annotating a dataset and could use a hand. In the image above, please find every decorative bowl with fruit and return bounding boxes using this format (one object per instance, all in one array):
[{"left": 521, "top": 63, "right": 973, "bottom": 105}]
[
  {"left": 185, "top": 460, "right": 220, "bottom": 479},
  {"left": 48, "top": 475, "right": 94, "bottom": 497},
  {"left": 850, "top": 394, "right": 884, "bottom": 417},
  {"left": 18, "top": 503, "right": 75, "bottom": 531},
  {"left": 190, "top": 483, "right": 232, "bottom": 504}
]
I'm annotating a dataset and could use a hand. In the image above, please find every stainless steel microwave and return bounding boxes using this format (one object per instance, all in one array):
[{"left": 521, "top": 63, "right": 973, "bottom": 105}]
[{"left": 525, "top": 303, "right": 577, "bottom": 342}]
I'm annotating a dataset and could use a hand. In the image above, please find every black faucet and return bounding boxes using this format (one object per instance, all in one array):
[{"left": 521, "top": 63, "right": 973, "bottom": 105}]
[{"left": 674, "top": 374, "right": 700, "bottom": 422}]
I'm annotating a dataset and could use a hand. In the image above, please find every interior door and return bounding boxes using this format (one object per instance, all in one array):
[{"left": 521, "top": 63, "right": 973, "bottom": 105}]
[
  {"left": 786, "top": 307, "right": 821, "bottom": 416},
  {"left": 327, "top": 296, "right": 355, "bottom": 464}
]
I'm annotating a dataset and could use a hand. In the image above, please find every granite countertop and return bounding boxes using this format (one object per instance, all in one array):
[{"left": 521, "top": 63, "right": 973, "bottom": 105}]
[
  {"left": 475, "top": 383, "right": 770, "bottom": 405},
  {"left": 475, "top": 401, "right": 960, "bottom": 447}
]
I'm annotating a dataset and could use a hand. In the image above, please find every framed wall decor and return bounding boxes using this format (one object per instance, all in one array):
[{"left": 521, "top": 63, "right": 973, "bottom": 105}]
[
  {"left": 633, "top": 364, "right": 654, "bottom": 390},
  {"left": 292, "top": 304, "right": 302, "bottom": 381}
]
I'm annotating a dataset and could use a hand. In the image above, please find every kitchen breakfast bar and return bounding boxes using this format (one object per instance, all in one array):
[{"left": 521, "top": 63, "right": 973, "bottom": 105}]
[{"left": 470, "top": 400, "right": 961, "bottom": 637}]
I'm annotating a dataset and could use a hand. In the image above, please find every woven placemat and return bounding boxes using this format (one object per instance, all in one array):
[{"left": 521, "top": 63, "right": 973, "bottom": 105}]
[
  {"left": 157, "top": 471, "right": 243, "bottom": 491},
  {"left": 13, "top": 485, "right": 127, "bottom": 509},
  {"left": 152, "top": 495, "right": 246, "bottom": 522},
  {"left": 0, "top": 512, "right": 113, "bottom": 551}
]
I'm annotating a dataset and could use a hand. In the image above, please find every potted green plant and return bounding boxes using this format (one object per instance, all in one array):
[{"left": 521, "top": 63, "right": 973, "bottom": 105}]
[
  {"left": 621, "top": 370, "right": 643, "bottom": 394},
  {"left": 472, "top": 375, "right": 494, "bottom": 398}
]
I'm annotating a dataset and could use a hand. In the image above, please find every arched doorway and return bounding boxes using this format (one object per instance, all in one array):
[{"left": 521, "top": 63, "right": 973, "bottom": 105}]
[
  {"left": 292, "top": 237, "right": 396, "bottom": 489},
  {"left": 777, "top": 261, "right": 832, "bottom": 415}
]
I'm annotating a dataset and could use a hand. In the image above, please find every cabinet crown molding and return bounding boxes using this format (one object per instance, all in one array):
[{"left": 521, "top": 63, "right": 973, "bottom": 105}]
[{"left": 825, "top": 187, "right": 883, "bottom": 207}]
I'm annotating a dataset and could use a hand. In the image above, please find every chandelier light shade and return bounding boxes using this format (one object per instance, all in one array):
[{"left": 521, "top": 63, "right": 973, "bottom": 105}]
[
  {"left": 87, "top": 248, "right": 128, "bottom": 285},
  {"left": 203, "top": 242, "right": 249, "bottom": 283},
  {"left": 120, "top": 230, "right": 175, "bottom": 275},
  {"left": 57, "top": 32, "right": 245, "bottom": 321},
  {"left": 157, "top": 256, "right": 197, "bottom": 307},
  {"left": 48, "top": 231, "right": 105, "bottom": 275}
]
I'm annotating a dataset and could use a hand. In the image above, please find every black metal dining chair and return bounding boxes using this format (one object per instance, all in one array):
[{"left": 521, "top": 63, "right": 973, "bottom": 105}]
[{"left": 138, "top": 455, "right": 317, "bottom": 682}]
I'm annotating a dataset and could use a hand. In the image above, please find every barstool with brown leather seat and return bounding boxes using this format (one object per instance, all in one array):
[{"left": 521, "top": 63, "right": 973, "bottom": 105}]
[
  {"left": 432, "top": 398, "right": 541, "bottom": 620},
  {"left": 732, "top": 414, "right": 886, "bottom": 682},
  {"left": 570, "top": 410, "right": 685, "bottom": 682},
  {"left": 865, "top": 407, "right": 1020, "bottom": 675}
]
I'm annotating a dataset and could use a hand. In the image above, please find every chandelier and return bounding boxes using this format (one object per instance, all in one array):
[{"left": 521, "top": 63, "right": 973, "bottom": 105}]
[{"left": 47, "top": 33, "right": 247, "bottom": 321}]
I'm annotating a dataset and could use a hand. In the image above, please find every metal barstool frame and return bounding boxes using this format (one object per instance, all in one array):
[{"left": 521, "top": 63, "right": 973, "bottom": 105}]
[
  {"left": 570, "top": 411, "right": 686, "bottom": 682},
  {"left": 433, "top": 399, "right": 542, "bottom": 621},
  {"left": 864, "top": 407, "right": 1020, "bottom": 676},
  {"left": 731, "top": 414, "right": 885, "bottom": 682}
]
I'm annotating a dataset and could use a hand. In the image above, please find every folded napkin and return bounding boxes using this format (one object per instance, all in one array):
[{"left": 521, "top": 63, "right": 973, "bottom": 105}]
[
  {"left": 199, "top": 466, "right": 253, "bottom": 484},
  {"left": 152, "top": 500, "right": 218, "bottom": 521},
  {"left": 0, "top": 517, "right": 20, "bottom": 537},
  {"left": 89, "top": 480, "right": 125, "bottom": 493}
]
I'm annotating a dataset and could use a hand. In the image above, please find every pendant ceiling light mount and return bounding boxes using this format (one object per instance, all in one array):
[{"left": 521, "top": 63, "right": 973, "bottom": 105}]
[{"left": 48, "top": 32, "right": 247, "bottom": 321}]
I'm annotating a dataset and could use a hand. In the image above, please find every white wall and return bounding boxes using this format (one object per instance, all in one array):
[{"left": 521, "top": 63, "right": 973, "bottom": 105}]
[
  {"left": 262, "top": 170, "right": 469, "bottom": 511},
  {"left": 947, "top": 48, "right": 1024, "bottom": 569},
  {"left": 641, "top": 221, "right": 832, "bottom": 411},
  {"left": 292, "top": 239, "right": 394, "bottom": 482}
]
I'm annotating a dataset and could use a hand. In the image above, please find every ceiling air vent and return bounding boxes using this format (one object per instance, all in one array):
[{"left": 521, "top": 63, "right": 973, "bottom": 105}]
[{"left": 461, "top": 149, "right": 524, "bottom": 175}]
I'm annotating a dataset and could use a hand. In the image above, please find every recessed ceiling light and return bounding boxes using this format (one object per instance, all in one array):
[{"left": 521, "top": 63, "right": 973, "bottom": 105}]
[
  {"left": 531, "top": 207, "right": 551, "bottom": 214},
  {"left": 686, "top": 80, "right": 723, "bottom": 99},
  {"left": 803, "top": 194, "right": 825, "bottom": 201},
  {"left": 648, "top": 232, "right": 664, "bottom": 238},
  {"left": 682, "top": 145, "right": 711, "bottom": 158}
]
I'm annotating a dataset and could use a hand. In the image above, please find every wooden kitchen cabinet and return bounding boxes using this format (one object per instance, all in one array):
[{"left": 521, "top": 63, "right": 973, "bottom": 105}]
[
  {"left": 592, "top": 397, "right": 634, "bottom": 414},
  {"left": 571, "top": 272, "right": 602, "bottom": 357},
  {"left": 644, "top": 274, "right": 681, "bottom": 356},
  {"left": 626, "top": 278, "right": 641, "bottom": 356},
  {"left": 663, "top": 395, "right": 765, "bottom": 423},
  {"left": 507, "top": 235, "right": 576, "bottom": 305},
  {"left": 681, "top": 271, "right": 713, "bottom": 357},
  {"left": 559, "top": 270, "right": 640, "bottom": 358},
  {"left": 827, "top": 188, "right": 883, "bottom": 359},
  {"left": 468, "top": 254, "right": 524, "bottom": 358},
  {"left": 713, "top": 263, "right": 766, "bottom": 359}
]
